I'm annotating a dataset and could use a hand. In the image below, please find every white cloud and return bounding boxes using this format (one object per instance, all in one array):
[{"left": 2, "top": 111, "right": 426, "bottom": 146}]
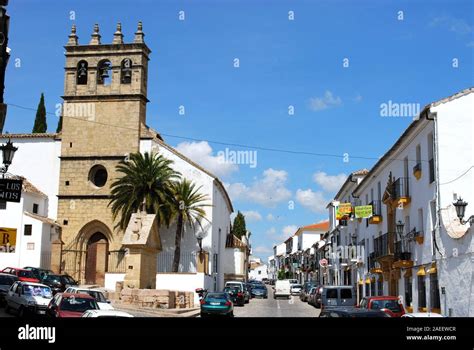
[
  {"left": 241, "top": 210, "right": 262, "bottom": 222},
  {"left": 282, "top": 225, "right": 298, "bottom": 237},
  {"left": 266, "top": 213, "right": 275, "bottom": 221},
  {"left": 266, "top": 225, "right": 296, "bottom": 243},
  {"left": 353, "top": 94, "right": 363, "bottom": 103},
  {"left": 313, "top": 171, "right": 347, "bottom": 193},
  {"left": 175, "top": 141, "right": 238, "bottom": 178},
  {"left": 225, "top": 168, "right": 292, "bottom": 207},
  {"left": 430, "top": 16, "right": 472, "bottom": 35},
  {"left": 309, "top": 91, "right": 342, "bottom": 111},
  {"left": 253, "top": 246, "right": 273, "bottom": 254},
  {"left": 295, "top": 188, "right": 329, "bottom": 214}
]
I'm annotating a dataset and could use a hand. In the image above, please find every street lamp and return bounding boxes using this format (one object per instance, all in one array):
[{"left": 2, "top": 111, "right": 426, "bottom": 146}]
[
  {"left": 453, "top": 198, "right": 474, "bottom": 226},
  {"left": 195, "top": 230, "right": 206, "bottom": 253},
  {"left": 0, "top": 138, "right": 17, "bottom": 176}
]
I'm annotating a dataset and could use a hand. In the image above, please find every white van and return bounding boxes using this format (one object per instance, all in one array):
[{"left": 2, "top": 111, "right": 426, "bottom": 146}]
[{"left": 274, "top": 280, "right": 291, "bottom": 299}]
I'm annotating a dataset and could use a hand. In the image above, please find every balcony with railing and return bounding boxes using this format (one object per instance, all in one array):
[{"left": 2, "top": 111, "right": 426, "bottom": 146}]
[
  {"left": 368, "top": 252, "right": 383, "bottom": 273},
  {"left": 369, "top": 200, "right": 383, "bottom": 224},
  {"left": 393, "top": 177, "right": 410, "bottom": 205},
  {"left": 393, "top": 241, "right": 413, "bottom": 269},
  {"left": 374, "top": 232, "right": 395, "bottom": 260}
]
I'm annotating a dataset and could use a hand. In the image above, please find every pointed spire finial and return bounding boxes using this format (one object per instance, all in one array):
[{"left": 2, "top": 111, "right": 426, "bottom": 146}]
[
  {"left": 113, "top": 22, "right": 124, "bottom": 44},
  {"left": 89, "top": 23, "right": 101, "bottom": 45},
  {"left": 134, "top": 21, "right": 145, "bottom": 44},
  {"left": 67, "top": 24, "right": 78, "bottom": 46}
]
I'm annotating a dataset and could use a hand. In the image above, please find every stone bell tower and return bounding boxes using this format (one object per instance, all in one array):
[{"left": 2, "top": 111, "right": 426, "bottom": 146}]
[{"left": 56, "top": 22, "right": 151, "bottom": 285}]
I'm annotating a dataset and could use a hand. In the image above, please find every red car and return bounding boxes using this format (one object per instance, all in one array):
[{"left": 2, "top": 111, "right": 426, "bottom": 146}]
[
  {"left": 359, "top": 296, "right": 406, "bottom": 317},
  {"left": 46, "top": 293, "right": 99, "bottom": 318},
  {"left": 1, "top": 267, "right": 40, "bottom": 283}
]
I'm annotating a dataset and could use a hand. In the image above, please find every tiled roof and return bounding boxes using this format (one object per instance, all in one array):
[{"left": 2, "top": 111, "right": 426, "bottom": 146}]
[
  {"left": 24, "top": 212, "right": 59, "bottom": 226},
  {"left": 6, "top": 175, "right": 47, "bottom": 197},
  {"left": 0, "top": 133, "right": 60, "bottom": 139},
  {"left": 301, "top": 221, "right": 330, "bottom": 231}
]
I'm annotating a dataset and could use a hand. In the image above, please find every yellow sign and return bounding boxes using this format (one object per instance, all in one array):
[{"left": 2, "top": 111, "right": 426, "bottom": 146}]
[
  {"left": 355, "top": 205, "right": 373, "bottom": 219},
  {"left": 0, "top": 227, "right": 17, "bottom": 253},
  {"left": 336, "top": 203, "right": 352, "bottom": 219}
]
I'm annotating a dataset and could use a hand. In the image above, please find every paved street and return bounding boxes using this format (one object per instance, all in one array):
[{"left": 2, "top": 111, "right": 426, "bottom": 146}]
[{"left": 234, "top": 286, "right": 320, "bottom": 317}]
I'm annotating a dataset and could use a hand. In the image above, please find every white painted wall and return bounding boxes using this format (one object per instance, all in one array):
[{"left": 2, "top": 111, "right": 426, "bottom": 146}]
[
  {"left": 0, "top": 137, "right": 61, "bottom": 219},
  {"left": 249, "top": 264, "right": 268, "bottom": 281},
  {"left": 432, "top": 92, "right": 474, "bottom": 316}
]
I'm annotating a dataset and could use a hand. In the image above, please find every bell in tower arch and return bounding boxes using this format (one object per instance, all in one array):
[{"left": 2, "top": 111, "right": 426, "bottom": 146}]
[
  {"left": 97, "top": 59, "right": 112, "bottom": 85},
  {"left": 121, "top": 58, "right": 132, "bottom": 84}
]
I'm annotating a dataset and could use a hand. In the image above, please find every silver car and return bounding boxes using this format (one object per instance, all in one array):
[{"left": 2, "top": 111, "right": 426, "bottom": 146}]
[{"left": 5, "top": 281, "right": 53, "bottom": 316}]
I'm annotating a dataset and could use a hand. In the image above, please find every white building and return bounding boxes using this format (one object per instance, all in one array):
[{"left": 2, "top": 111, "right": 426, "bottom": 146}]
[
  {"left": 223, "top": 233, "right": 250, "bottom": 283},
  {"left": 0, "top": 176, "right": 60, "bottom": 269},
  {"left": 249, "top": 264, "right": 268, "bottom": 281},
  {"left": 327, "top": 87, "right": 474, "bottom": 316}
]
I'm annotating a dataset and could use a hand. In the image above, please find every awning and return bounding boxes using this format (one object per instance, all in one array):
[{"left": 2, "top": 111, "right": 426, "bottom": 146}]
[
  {"left": 365, "top": 277, "right": 371, "bottom": 284},
  {"left": 358, "top": 279, "right": 364, "bottom": 285},
  {"left": 417, "top": 267, "right": 426, "bottom": 276}
]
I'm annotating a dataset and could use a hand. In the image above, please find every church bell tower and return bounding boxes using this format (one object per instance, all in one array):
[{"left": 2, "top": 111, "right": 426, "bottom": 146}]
[{"left": 57, "top": 22, "right": 151, "bottom": 285}]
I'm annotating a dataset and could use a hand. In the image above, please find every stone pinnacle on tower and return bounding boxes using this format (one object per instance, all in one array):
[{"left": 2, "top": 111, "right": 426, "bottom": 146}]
[
  {"left": 89, "top": 23, "right": 101, "bottom": 45},
  {"left": 67, "top": 24, "right": 78, "bottom": 46},
  {"left": 113, "top": 22, "right": 124, "bottom": 44},
  {"left": 134, "top": 21, "right": 145, "bottom": 44}
]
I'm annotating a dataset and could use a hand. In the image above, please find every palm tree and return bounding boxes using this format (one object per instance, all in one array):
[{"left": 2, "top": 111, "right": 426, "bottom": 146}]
[
  {"left": 109, "top": 152, "right": 180, "bottom": 230},
  {"left": 169, "top": 179, "right": 211, "bottom": 272}
]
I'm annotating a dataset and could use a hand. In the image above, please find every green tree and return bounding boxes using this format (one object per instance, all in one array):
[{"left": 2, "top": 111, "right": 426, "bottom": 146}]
[
  {"left": 56, "top": 115, "right": 63, "bottom": 133},
  {"left": 109, "top": 152, "right": 180, "bottom": 230},
  {"left": 168, "top": 179, "right": 210, "bottom": 272},
  {"left": 232, "top": 211, "right": 247, "bottom": 239},
  {"left": 32, "top": 93, "right": 47, "bottom": 133}
]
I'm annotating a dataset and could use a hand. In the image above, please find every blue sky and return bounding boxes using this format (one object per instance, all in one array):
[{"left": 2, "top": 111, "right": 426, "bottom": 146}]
[{"left": 4, "top": 0, "right": 473, "bottom": 262}]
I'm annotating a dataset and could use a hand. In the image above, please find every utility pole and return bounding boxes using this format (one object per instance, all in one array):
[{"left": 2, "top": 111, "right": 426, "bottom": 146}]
[{"left": 0, "top": 0, "right": 10, "bottom": 134}]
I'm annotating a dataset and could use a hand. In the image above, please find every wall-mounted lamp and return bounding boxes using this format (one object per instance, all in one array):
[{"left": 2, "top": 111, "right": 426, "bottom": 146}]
[
  {"left": 0, "top": 139, "right": 17, "bottom": 177},
  {"left": 453, "top": 198, "right": 474, "bottom": 226}
]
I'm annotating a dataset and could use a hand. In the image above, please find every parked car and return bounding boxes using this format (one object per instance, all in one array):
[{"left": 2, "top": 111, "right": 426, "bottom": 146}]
[
  {"left": 307, "top": 287, "right": 318, "bottom": 305},
  {"left": 274, "top": 280, "right": 291, "bottom": 299},
  {"left": 319, "top": 306, "right": 390, "bottom": 318},
  {"left": 243, "top": 284, "right": 251, "bottom": 303},
  {"left": 4, "top": 281, "right": 52, "bottom": 317},
  {"left": 224, "top": 281, "right": 247, "bottom": 304},
  {"left": 224, "top": 286, "right": 245, "bottom": 306},
  {"left": 64, "top": 286, "right": 114, "bottom": 310},
  {"left": 402, "top": 312, "right": 444, "bottom": 318},
  {"left": 359, "top": 296, "right": 405, "bottom": 317},
  {"left": 41, "top": 274, "right": 78, "bottom": 294},
  {"left": 0, "top": 273, "right": 18, "bottom": 305},
  {"left": 23, "top": 267, "right": 53, "bottom": 281},
  {"left": 300, "top": 281, "right": 315, "bottom": 302},
  {"left": 82, "top": 309, "right": 134, "bottom": 318},
  {"left": 46, "top": 293, "right": 99, "bottom": 318},
  {"left": 287, "top": 279, "right": 298, "bottom": 285},
  {"left": 1, "top": 267, "right": 39, "bottom": 283},
  {"left": 250, "top": 284, "right": 268, "bottom": 299},
  {"left": 200, "top": 291, "right": 234, "bottom": 317},
  {"left": 320, "top": 285, "right": 356, "bottom": 310},
  {"left": 290, "top": 284, "right": 303, "bottom": 295}
]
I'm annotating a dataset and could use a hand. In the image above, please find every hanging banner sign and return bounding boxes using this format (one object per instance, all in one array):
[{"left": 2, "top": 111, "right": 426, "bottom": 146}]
[
  {"left": 336, "top": 203, "right": 353, "bottom": 219},
  {"left": 0, "top": 227, "right": 17, "bottom": 253},
  {"left": 0, "top": 178, "right": 23, "bottom": 203},
  {"left": 355, "top": 205, "right": 373, "bottom": 219}
]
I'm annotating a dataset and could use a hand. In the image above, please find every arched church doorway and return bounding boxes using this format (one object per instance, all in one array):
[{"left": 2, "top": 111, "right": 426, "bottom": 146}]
[{"left": 85, "top": 232, "right": 109, "bottom": 284}]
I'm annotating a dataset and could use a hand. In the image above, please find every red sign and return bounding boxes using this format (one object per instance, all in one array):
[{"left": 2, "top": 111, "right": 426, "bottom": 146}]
[{"left": 319, "top": 258, "right": 328, "bottom": 267}]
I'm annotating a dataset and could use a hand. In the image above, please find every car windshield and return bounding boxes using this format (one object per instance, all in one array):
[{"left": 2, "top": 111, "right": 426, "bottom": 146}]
[
  {"left": 292, "top": 284, "right": 302, "bottom": 288},
  {"left": 18, "top": 270, "right": 35, "bottom": 279},
  {"left": 205, "top": 293, "right": 226, "bottom": 300},
  {"left": 60, "top": 296, "right": 98, "bottom": 312},
  {"left": 226, "top": 284, "right": 242, "bottom": 291},
  {"left": 0, "top": 275, "right": 16, "bottom": 285},
  {"left": 253, "top": 285, "right": 266, "bottom": 290},
  {"left": 79, "top": 290, "right": 107, "bottom": 303},
  {"left": 224, "top": 287, "right": 238, "bottom": 294},
  {"left": 22, "top": 285, "right": 52, "bottom": 298},
  {"left": 371, "top": 300, "right": 402, "bottom": 312}
]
